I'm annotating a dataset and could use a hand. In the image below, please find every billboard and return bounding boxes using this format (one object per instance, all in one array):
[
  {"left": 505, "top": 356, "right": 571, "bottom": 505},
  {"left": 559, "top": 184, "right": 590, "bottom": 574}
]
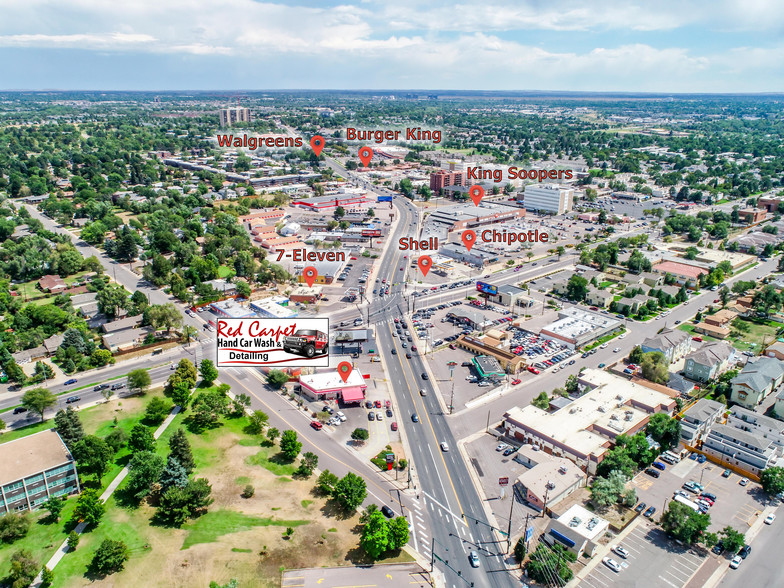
[
  {"left": 216, "top": 317, "right": 330, "bottom": 367},
  {"left": 476, "top": 281, "right": 498, "bottom": 295},
  {"left": 377, "top": 195, "right": 393, "bottom": 202},
  {"left": 361, "top": 229, "right": 382, "bottom": 237}
]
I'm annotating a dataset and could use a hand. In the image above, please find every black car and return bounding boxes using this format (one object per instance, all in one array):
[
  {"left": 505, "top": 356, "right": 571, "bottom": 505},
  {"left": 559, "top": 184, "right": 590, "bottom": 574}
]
[
  {"left": 634, "top": 502, "right": 647, "bottom": 514},
  {"left": 391, "top": 349, "right": 397, "bottom": 355},
  {"left": 644, "top": 468, "right": 660, "bottom": 478},
  {"left": 421, "top": 373, "right": 428, "bottom": 380},
  {"left": 110, "top": 383, "right": 125, "bottom": 390},
  {"left": 406, "top": 353, "right": 412, "bottom": 359},
  {"left": 65, "top": 396, "right": 80, "bottom": 404},
  {"left": 12, "top": 407, "right": 27, "bottom": 414},
  {"left": 93, "top": 384, "right": 109, "bottom": 391},
  {"left": 739, "top": 545, "right": 751, "bottom": 559},
  {"left": 381, "top": 505, "right": 395, "bottom": 518},
  {"left": 711, "top": 541, "right": 725, "bottom": 555},
  {"left": 503, "top": 447, "right": 515, "bottom": 456},
  {"left": 411, "top": 414, "right": 419, "bottom": 422}
]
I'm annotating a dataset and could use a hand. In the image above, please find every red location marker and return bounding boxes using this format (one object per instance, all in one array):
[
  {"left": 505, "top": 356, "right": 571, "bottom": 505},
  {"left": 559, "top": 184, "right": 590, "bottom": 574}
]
[
  {"left": 358, "top": 146, "right": 373, "bottom": 167},
  {"left": 462, "top": 230, "right": 477, "bottom": 252},
  {"left": 418, "top": 255, "right": 432, "bottom": 277},
  {"left": 469, "top": 185, "right": 484, "bottom": 206},
  {"left": 310, "top": 135, "right": 325, "bottom": 157},
  {"left": 337, "top": 361, "right": 353, "bottom": 383},
  {"left": 303, "top": 266, "right": 318, "bottom": 288}
]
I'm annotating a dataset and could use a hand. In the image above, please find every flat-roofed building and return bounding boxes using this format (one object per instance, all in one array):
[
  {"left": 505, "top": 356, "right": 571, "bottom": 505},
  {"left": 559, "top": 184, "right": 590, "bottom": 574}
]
[
  {"left": 540, "top": 308, "right": 622, "bottom": 349},
  {"left": 542, "top": 505, "right": 609, "bottom": 557},
  {"left": 515, "top": 455, "right": 586, "bottom": 512},
  {"left": 523, "top": 184, "right": 574, "bottom": 215},
  {"left": 502, "top": 369, "right": 676, "bottom": 474},
  {"left": 299, "top": 369, "right": 366, "bottom": 403},
  {"left": 0, "top": 430, "right": 80, "bottom": 513},
  {"left": 455, "top": 335, "right": 526, "bottom": 374},
  {"left": 219, "top": 107, "right": 252, "bottom": 127}
]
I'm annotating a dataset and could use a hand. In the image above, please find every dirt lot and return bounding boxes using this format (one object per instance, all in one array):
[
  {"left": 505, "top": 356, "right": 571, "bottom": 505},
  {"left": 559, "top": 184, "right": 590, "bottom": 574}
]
[{"left": 59, "top": 415, "right": 394, "bottom": 588}]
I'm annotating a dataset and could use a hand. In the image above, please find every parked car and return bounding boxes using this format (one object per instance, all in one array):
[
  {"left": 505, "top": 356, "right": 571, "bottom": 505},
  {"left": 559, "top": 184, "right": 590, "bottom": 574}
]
[
  {"left": 611, "top": 545, "right": 629, "bottom": 559},
  {"left": 503, "top": 447, "right": 515, "bottom": 456},
  {"left": 711, "top": 541, "right": 725, "bottom": 555},
  {"left": 644, "top": 506, "right": 656, "bottom": 518},
  {"left": 12, "top": 407, "right": 27, "bottom": 414},
  {"left": 634, "top": 502, "right": 647, "bottom": 514},
  {"left": 645, "top": 468, "right": 660, "bottom": 478},
  {"left": 730, "top": 555, "right": 742, "bottom": 569},
  {"left": 652, "top": 461, "right": 666, "bottom": 471},
  {"left": 310, "top": 421, "right": 323, "bottom": 431},
  {"left": 765, "top": 513, "right": 776, "bottom": 525},
  {"left": 739, "top": 545, "right": 751, "bottom": 559},
  {"left": 740, "top": 478, "right": 749, "bottom": 486},
  {"left": 602, "top": 557, "right": 622, "bottom": 573},
  {"left": 722, "top": 469, "right": 731, "bottom": 478},
  {"left": 391, "top": 422, "right": 398, "bottom": 431}
]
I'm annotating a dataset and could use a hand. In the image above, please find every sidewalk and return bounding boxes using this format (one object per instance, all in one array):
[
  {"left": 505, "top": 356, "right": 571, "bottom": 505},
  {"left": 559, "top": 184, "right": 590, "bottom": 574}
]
[{"left": 31, "top": 405, "right": 182, "bottom": 587}]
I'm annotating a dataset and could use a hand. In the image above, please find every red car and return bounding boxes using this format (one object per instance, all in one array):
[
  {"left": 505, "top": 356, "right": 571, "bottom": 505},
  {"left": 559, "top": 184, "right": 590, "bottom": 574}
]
[
  {"left": 350, "top": 256, "right": 358, "bottom": 260},
  {"left": 374, "top": 400, "right": 382, "bottom": 408},
  {"left": 310, "top": 421, "right": 323, "bottom": 431},
  {"left": 385, "top": 400, "right": 391, "bottom": 408},
  {"left": 511, "top": 378, "right": 522, "bottom": 385},
  {"left": 391, "top": 422, "right": 398, "bottom": 431},
  {"left": 692, "top": 336, "right": 703, "bottom": 342},
  {"left": 527, "top": 366, "right": 540, "bottom": 374}
]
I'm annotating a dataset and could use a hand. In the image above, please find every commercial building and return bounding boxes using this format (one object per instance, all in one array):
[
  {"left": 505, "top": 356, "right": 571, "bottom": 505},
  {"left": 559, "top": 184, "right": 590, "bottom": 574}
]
[
  {"left": 455, "top": 335, "right": 526, "bottom": 374},
  {"left": 679, "top": 398, "right": 725, "bottom": 445},
  {"left": 289, "top": 286, "right": 322, "bottom": 304},
  {"left": 294, "top": 259, "right": 345, "bottom": 285},
  {"left": 250, "top": 173, "right": 321, "bottom": 189},
  {"left": 472, "top": 355, "right": 504, "bottom": 379},
  {"left": 250, "top": 297, "right": 298, "bottom": 319},
  {"left": 514, "top": 451, "right": 586, "bottom": 512},
  {"left": 539, "top": 308, "right": 622, "bottom": 349},
  {"left": 298, "top": 369, "right": 367, "bottom": 403},
  {"left": 542, "top": 505, "right": 609, "bottom": 557},
  {"left": 485, "top": 284, "right": 534, "bottom": 309},
  {"left": 219, "top": 107, "right": 252, "bottom": 127},
  {"left": 522, "top": 184, "right": 574, "bottom": 215},
  {"left": 429, "top": 170, "right": 466, "bottom": 192},
  {"left": 210, "top": 299, "right": 258, "bottom": 319},
  {"left": 439, "top": 243, "right": 498, "bottom": 267},
  {"left": 502, "top": 369, "right": 676, "bottom": 474},
  {"left": 0, "top": 430, "right": 80, "bottom": 513},
  {"left": 290, "top": 192, "right": 370, "bottom": 211}
]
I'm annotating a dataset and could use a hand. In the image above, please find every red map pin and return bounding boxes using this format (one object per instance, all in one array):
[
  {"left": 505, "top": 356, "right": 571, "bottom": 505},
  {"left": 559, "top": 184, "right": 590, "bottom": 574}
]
[
  {"left": 418, "top": 255, "right": 432, "bottom": 277},
  {"left": 462, "top": 230, "right": 477, "bottom": 252},
  {"left": 310, "top": 135, "right": 325, "bottom": 157},
  {"left": 358, "top": 146, "right": 373, "bottom": 167},
  {"left": 303, "top": 266, "right": 318, "bottom": 288},
  {"left": 337, "top": 361, "right": 353, "bottom": 383},
  {"left": 469, "top": 185, "right": 484, "bottom": 206}
]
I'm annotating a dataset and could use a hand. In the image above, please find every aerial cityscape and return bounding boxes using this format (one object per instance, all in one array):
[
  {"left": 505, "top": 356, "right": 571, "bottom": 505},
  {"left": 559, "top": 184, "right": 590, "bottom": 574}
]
[{"left": 2, "top": 2, "right": 784, "bottom": 588}]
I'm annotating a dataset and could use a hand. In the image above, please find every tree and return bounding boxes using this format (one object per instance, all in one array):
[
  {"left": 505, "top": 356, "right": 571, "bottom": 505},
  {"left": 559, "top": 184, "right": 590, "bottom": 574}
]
[
  {"left": 127, "top": 368, "right": 152, "bottom": 395},
  {"left": 629, "top": 345, "right": 644, "bottom": 365},
  {"left": 21, "top": 387, "right": 57, "bottom": 422},
  {"left": 157, "top": 478, "right": 213, "bottom": 526},
  {"left": 190, "top": 388, "right": 230, "bottom": 430},
  {"left": 646, "top": 413, "right": 682, "bottom": 449},
  {"left": 360, "top": 510, "right": 394, "bottom": 559},
  {"left": 596, "top": 447, "right": 637, "bottom": 479},
  {"left": 128, "top": 423, "right": 156, "bottom": 453},
  {"left": 7, "top": 549, "right": 39, "bottom": 588},
  {"left": 266, "top": 369, "right": 289, "bottom": 389},
  {"left": 719, "top": 526, "right": 746, "bottom": 554},
  {"left": 41, "top": 565, "right": 55, "bottom": 587},
  {"left": 90, "top": 539, "right": 130, "bottom": 575},
  {"left": 333, "top": 472, "right": 367, "bottom": 512},
  {"left": 752, "top": 284, "right": 781, "bottom": 316},
  {"left": 388, "top": 516, "right": 409, "bottom": 550},
  {"left": 144, "top": 396, "right": 172, "bottom": 424},
  {"left": 72, "top": 435, "right": 113, "bottom": 481},
  {"left": 316, "top": 470, "right": 339, "bottom": 496},
  {"left": 199, "top": 359, "right": 218, "bottom": 386},
  {"left": 531, "top": 391, "right": 550, "bottom": 410},
  {"left": 67, "top": 531, "right": 80, "bottom": 551},
  {"left": 661, "top": 501, "right": 711, "bottom": 544},
  {"left": 565, "top": 374, "right": 579, "bottom": 394},
  {"left": 168, "top": 428, "right": 195, "bottom": 474},
  {"left": 702, "top": 532, "right": 719, "bottom": 548},
  {"left": 43, "top": 497, "right": 65, "bottom": 523},
  {"left": 615, "top": 432, "right": 656, "bottom": 468},
  {"left": 54, "top": 406, "right": 84, "bottom": 450},
  {"left": 526, "top": 543, "right": 575, "bottom": 585},
  {"left": 641, "top": 351, "right": 670, "bottom": 385},
  {"left": 246, "top": 410, "right": 269, "bottom": 435},
  {"left": 351, "top": 428, "right": 370, "bottom": 442},
  {"left": 266, "top": 427, "right": 280, "bottom": 445},
  {"left": 126, "top": 451, "right": 166, "bottom": 500},
  {"left": 590, "top": 470, "right": 628, "bottom": 508},
  {"left": 146, "top": 303, "right": 183, "bottom": 333},
  {"left": 105, "top": 428, "right": 128, "bottom": 452},
  {"left": 760, "top": 466, "right": 784, "bottom": 495},
  {"left": 296, "top": 452, "right": 319, "bottom": 477},
  {"left": 566, "top": 274, "right": 589, "bottom": 302},
  {"left": 242, "top": 485, "right": 255, "bottom": 498},
  {"left": 159, "top": 456, "right": 189, "bottom": 490},
  {"left": 96, "top": 283, "right": 129, "bottom": 319},
  {"left": 0, "top": 513, "right": 30, "bottom": 543},
  {"left": 514, "top": 537, "right": 527, "bottom": 564},
  {"left": 170, "top": 380, "right": 192, "bottom": 408},
  {"left": 72, "top": 489, "right": 105, "bottom": 527},
  {"left": 280, "top": 430, "right": 302, "bottom": 461}
]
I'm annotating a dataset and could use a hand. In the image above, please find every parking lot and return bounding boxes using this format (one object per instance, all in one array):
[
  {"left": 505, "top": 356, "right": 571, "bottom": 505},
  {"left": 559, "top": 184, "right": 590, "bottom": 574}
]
[
  {"left": 630, "top": 454, "right": 767, "bottom": 534},
  {"left": 580, "top": 524, "right": 707, "bottom": 588}
]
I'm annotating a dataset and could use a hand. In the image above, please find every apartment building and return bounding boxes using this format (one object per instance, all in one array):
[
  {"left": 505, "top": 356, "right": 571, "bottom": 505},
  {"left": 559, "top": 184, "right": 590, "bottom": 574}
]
[
  {"left": 522, "top": 184, "right": 574, "bottom": 215},
  {"left": 219, "top": 107, "right": 252, "bottom": 127},
  {"left": 0, "top": 430, "right": 80, "bottom": 513}
]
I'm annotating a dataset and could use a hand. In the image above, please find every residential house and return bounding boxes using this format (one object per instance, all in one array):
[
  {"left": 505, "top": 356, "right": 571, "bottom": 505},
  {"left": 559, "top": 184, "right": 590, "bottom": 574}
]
[
  {"left": 585, "top": 288, "right": 613, "bottom": 309},
  {"left": 704, "top": 309, "right": 738, "bottom": 328},
  {"left": 102, "top": 315, "right": 143, "bottom": 334},
  {"left": 102, "top": 327, "right": 155, "bottom": 353},
  {"left": 730, "top": 356, "right": 784, "bottom": 409},
  {"left": 764, "top": 341, "right": 784, "bottom": 361},
  {"left": 551, "top": 279, "right": 570, "bottom": 296},
  {"left": 694, "top": 322, "right": 731, "bottom": 339},
  {"left": 702, "top": 423, "right": 781, "bottom": 477},
  {"left": 727, "top": 406, "right": 784, "bottom": 448},
  {"left": 679, "top": 398, "right": 725, "bottom": 446},
  {"left": 204, "top": 279, "right": 237, "bottom": 296},
  {"left": 38, "top": 274, "right": 66, "bottom": 293},
  {"left": 640, "top": 328, "right": 692, "bottom": 363},
  {"left": 615, "top": 294, "right": 651, "bottom": 314},
  {"left": 683, "top": 341, "right": 737, "bottom": 382},
  {"left": 640, "top": 272, "right": 664, "bottom": 288},
  {"left": 0, "top": 430, "right": 80, "bottom": 513}
]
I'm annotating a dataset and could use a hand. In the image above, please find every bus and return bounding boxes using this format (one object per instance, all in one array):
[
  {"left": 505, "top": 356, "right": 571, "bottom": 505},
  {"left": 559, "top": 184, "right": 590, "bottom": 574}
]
[
  {"left": 674, "top": 495, "right": 700, "bottom": 512},
  {"left": 152, "top": 347, "right": 163, "bottom": 356}
]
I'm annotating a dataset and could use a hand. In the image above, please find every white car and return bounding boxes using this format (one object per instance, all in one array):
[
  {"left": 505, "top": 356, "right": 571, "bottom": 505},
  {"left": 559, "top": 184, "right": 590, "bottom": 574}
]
[
  {"left": 730, "top": 555, "right": 743, "bottom": 569},
  {"left": 765, "top": 513, "right": 776, "bottom": 525},
  {"left": 613, "top": 347, "right": 621, "bottom": 353},
  {"left": 611, "top": 545, "right": 629, "bottom": 559},
  {"left": 440, "top": 442, "right": 449, "bottom": 452},
  {"left": 336, "top": 411, "right": 347, "bottom": 422},
  {"left": 496, "top": 443, "right": 509, "bottom": 452},
  {"left": 600, "top": 343, "right": 609, "bottom": 349},
  {"left": 376, "top": 412, "right": 383, "bottom": 421},
  {"left": 740, "top": 478, "right": 749, "bottom": 486},
  {"left": 602, "top": 557, "right": 622, "bottom": 573}
]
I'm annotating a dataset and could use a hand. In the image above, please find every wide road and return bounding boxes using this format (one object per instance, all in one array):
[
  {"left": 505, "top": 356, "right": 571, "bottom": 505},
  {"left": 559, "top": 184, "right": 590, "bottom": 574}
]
[{"left": 717, "top": 506, "right": 783, "bottom": 588}]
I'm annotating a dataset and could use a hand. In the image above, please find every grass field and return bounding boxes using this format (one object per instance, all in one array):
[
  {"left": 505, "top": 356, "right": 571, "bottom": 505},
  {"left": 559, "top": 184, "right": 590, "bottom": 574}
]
[{"left": 727, "top": 317, "right": 781, "bottom": 353}]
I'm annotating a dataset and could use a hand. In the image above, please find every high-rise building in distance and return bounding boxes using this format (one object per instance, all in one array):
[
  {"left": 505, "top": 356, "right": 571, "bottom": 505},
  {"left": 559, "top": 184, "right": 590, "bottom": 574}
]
[{"left": 219, "top": 107, "right": 252, "bottom": 127}]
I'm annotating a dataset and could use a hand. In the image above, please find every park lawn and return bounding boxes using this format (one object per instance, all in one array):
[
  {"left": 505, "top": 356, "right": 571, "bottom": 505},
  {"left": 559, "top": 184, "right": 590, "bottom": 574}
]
[
  {"left": 727, "top": 317, "right": 781, "bottom": 353},
  {"left": 181, "top": 510, "right": 308, "bottom": 549},
  {"left": 0, "top": 499, "right": 78, "bottom": 581}
]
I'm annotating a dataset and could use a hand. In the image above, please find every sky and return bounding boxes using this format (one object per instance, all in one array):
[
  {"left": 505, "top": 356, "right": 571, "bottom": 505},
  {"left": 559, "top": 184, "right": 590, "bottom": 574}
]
[{"left": 1, "top": 0, "right": 783, "bottom": 92}]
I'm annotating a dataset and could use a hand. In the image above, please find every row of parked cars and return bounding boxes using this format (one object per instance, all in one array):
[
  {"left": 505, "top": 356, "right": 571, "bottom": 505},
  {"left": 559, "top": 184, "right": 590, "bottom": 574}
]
[{"left": 411, "top": 280, "right": 473, "bottom": 298}]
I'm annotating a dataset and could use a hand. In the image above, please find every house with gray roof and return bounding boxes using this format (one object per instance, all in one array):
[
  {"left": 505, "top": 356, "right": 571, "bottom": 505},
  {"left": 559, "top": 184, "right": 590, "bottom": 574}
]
[
  {"left": 683, "top": 341, "right": 737, "bottom": 383},
  {"left": 730, "top": 356, "right": 784, "bottom": 409},
  {"left": 680, "top": 398, "right": 725, "bottom": 445},
  {"left": 727, "top": 406, "right": 784, "bottom": 448},
  {"left": 703, "top": 423, "right": 781, "bottom": 477},
  {"left": 641, "top": 328, "right": 692, "bottom": 363}
]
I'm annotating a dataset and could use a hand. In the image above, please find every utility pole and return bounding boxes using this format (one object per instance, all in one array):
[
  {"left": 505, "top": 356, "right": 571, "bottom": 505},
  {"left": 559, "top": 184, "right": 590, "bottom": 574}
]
[
  {"left": 506, "top": 488, "right": 515, "bottom": 553},
  {"left": 450, "top": 381, "right": 455, "bottom": 415}
]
